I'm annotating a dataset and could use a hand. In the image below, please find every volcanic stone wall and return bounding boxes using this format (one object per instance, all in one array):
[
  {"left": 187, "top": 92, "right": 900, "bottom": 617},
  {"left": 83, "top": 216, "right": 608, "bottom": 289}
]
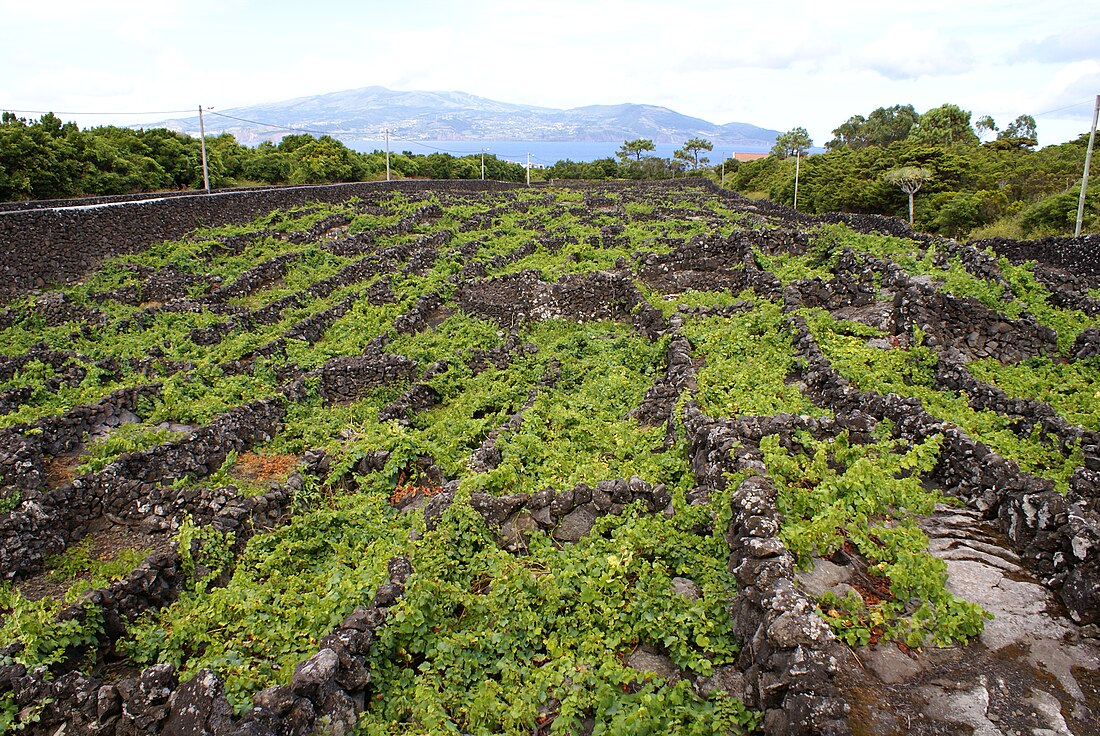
[
  {"left": 684, "top": 406, "right": 852, "bottom": 736},
  {"left": 0, "top": 398, "right": 285, "bottom": 581},
  {"left": 0, "top": 385, "right": 161, "bottom": 500},
  {"left": 0, "top": 180, "right": 522, "bottom": 302},
  {"left": 4, "top": 177, "right": 1098, "bottom": 305},
  {"left": 0, "top": 550, "right": 409, "bottom": 736},
  {"left": 4, "top": 179, "right": 1100, "bottom": 735},
  {"left": 786, "top": 311, "right": 1100, "bottom": 625},
  {"left": 973, "top": 234, "right": 1100, "bottom": 282}
]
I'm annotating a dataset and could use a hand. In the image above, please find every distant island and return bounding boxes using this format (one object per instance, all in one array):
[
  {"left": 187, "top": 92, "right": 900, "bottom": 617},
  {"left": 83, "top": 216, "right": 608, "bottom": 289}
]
[{"left": 147, "top": 86, "right": 780, "bottom": 149}]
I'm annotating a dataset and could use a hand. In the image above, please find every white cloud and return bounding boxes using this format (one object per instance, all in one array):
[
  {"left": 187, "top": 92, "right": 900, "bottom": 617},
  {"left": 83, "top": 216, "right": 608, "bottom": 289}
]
[
  {"left": 1018, "top": 23, "right": 1100, "bottom": 63},
  {"left": 854, "top": 24, "right": 975, "bottom": 79},
  {"left": 2, "top": 1, "right": 1097, "bottom": 145},
  {"left": 1030, "top": 62, "right": 1100, "bottom": 118},
  {"left": 682, "top": 32, "right": 841, "bottom": 72}
]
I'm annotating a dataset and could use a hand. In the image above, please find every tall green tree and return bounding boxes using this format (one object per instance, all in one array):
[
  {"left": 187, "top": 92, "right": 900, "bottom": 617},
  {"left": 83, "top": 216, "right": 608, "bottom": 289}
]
[
  {"left": 616, "top": 139, "right": 656, "bottom": 162},
  {"left": 827, "top": 105, "right": 919, "bottom": 150},
  {"left": 674, "top": 138, "right": 713, "bottom": 170},
  {"left": 974, "top": 115, "right": 998, "bottom": 140},
  {"left": 996, "top": 114, "right": 1038, "bottom": 149},
  {"left": 287, "top": 136, "right": 363, "bottom": 184},
  {"left": 911, "top": 104, "right": 978, "bottom": 146},
  {"left": 771, "top": 127, "right": 812, "bottom": 159}
]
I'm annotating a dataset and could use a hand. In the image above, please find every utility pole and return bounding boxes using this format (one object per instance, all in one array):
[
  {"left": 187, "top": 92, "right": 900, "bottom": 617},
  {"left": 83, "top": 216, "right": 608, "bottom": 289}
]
[
  {"left": 1075, "top": 94, "right": 1099, "bottom": 237},
  {"left": 793, "top": 149, "right": 801, "bottom": 210},
  {"left": 526, "top": 153, "right": 531, "bottom": 187},
  {"left": 384, "top": 129, "right": 391, "bottom": 182},
  {"left": 198, "top": 105, "right": 211, "bottom": 193},
  {"left": 481, "top": 148, "right": 486, "bottom": 181},
  {"left": 721, "top": 151, "right": 727, "bottom": 187}
]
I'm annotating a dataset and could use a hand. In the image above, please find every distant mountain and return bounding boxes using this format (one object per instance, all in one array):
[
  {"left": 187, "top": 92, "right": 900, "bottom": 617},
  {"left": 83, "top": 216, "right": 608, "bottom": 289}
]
[{"left": 145, "top": 86, "right": 779, "bottom": 149}]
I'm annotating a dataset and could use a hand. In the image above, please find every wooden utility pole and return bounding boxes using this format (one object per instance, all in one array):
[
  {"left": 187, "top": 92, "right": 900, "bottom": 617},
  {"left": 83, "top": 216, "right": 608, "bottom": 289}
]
[
  {"left": 1075, "top": 95, "right": 1099, "bottom": 237},
  {"left": 526, "top": 153, "right": 531, "bottom": 187},
  {"left": 721, "top": 151, "right": 726, "bottom": 187},
  {"left": 385, "top": 129, "right": 391, "bottom": 182},
  {"left": 198, "top": 105, "right": 210, "bottom": 193},
  {"left": 793, "top": 149, "right": 801, "bottom": 210},
  {"left": 481, "top": 149, "right": 486, "bottom": 181}
]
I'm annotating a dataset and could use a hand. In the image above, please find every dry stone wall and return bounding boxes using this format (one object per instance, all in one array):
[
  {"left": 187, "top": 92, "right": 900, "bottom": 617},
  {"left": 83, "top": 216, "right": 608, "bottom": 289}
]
[
  {"left": 0, "top": 180, "right": 522, "bottom": 302},
  {"left": 0, "top": 551, "right": 408, "bottom": 736},
  {"left": 785, "top": 311, "right": 1100, "bottom": 625},
  {"left": 0, "top": 398, "right": 284, "bottom": 581},
  {"left": 684, "top": 405, "right": 852, "bottom": 736},
  {"left": 3, "top": 180, "right": 1100, "bottom": 735},
  {"left": 0, "top": 385, "right": 161, "bottom": 499}
]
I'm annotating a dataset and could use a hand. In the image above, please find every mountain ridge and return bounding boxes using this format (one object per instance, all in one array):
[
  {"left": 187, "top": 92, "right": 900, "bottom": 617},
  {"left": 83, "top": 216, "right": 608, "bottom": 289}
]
[{"left": 147, "top": 86, "right": 780, "bottom": 149}]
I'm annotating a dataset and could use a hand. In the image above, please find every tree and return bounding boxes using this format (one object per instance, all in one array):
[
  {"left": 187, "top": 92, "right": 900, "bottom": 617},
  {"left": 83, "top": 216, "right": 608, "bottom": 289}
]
[
  {"left": 885, "top": 166, "right": 933, "bottom": 225},
  {"left": 911, "top": 104, "right": 978, "bottom": 146},
  {"left": 827, "top": 105, "right": 919, "bottom": 150},
  {"left": 975, "top": 115, "right": 998, "bottom": 140},
  {"left": 771, "top": 127, "right": 813, "bottom": 209},
  {"left": 287, "top": 136, "right": 362, "bottom": 184},
  {"left": 617, "top": 138, "right": 655, "bottom": 162},
  {"left": 771, "top": 127, "right": 812, "bottom": 159},
  {"left": 674, "top": 137, "right": 713, "bottom": 170},
  {"left": 996, "top": 114, "right": 1038, "bottom": 149}
]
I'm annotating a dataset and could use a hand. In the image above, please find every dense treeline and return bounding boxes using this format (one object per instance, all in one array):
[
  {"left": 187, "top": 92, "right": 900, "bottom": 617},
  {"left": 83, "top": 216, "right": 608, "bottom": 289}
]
[
  {"left": 0, "top": 113, "right": 527, "bottom": 201},
  {"left": 723, "top": 103, "right": 1099, "bottom": 239},
  {"left": 3, "top": 106, "right": 1096, "bottom": 239}
]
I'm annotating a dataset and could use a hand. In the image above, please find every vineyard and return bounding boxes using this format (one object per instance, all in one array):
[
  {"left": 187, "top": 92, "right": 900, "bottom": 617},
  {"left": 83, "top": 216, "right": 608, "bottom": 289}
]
[{"left": 0, "top": 181, "right": 1098, "bottom": 735}]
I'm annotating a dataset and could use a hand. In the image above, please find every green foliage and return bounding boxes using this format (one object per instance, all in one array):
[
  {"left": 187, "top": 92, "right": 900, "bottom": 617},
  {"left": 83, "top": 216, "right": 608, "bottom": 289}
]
[
  {"left": 465, "top": 321, "right": 686, "bottom": 496},
  {"left": 174, "top": 514, "right": 236, "bottom": 594},
  {"left": 617, "top": 139, "right": 657, "bottom": 162},
  {"left": 770, "top": 127, "right": 813, "bottom": 159},
  {"left": 751, "top": 248, "right": 834, "bottom": 285},
  {"left": 124, "top": 493, "right": 415, "bottom": 714},
  {"left": 639, "top": 285, "right": 751, "bottom": 318},
  {"left": 5, "top": 182, "right": 1087, "bottom": 725},
  {"left": 0, "top": 114, "right": 528, "bottom": 201},
  {"left": 761, "top": 430, "right": 990, "bottom": 647},
  {"left": 731, "top": 104, "right": 1097, "bottom": 236},
  {"left": 810, "top": 223, "right": 1022, "bottom": 316},
  {"left": 968, "top": 356, "right": 1100, "bottom": 429},
  {"left": 996, "top": 257, "right": 1100, "bottom": 353},
  {"left": 827, "top": 104, "right": 920, "bottom": 151},
  {"left": 75, "top": 423, "right": 188, "bottom": 475},
  {"left": 805, "top": 309, "right": 1083, "bottom": 492},
  {"left": 683, "top": 301, "right": 825, "bottom": 418},
  {"left": 44, "top": 537, "right": 150, "bottom": 603},
  {"left": 0, "top": 584, "right": 103, "bottom": 670},
  {"left": 0, "top": 489, "right": 21, "bottom": 514},
  {"left": 910, "top": 104, "right": 979, "bottom": 147},
  {"left": 0, "top": 357, "right": 128, "bottom": 429},
  {"left": 884, "top": 167, "right": 933, "bottom": 195},
  {"left": 1017, "top": 181, "right": 1100, "bottom": 237},
  {"left": 674, "top": 138, "right": 714, "bottom": 171},
  {"left": 359, "top": 495, "right": 760, "bottom": 735}
]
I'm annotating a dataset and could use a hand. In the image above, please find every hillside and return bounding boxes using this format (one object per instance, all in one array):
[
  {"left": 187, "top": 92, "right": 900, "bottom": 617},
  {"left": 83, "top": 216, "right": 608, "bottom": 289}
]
[
  {"left": 0, "top": 181, "right": 1098, "bottom": 734},
  {"left": 150, "top": 86, "right": 780, "bottom": 147}
]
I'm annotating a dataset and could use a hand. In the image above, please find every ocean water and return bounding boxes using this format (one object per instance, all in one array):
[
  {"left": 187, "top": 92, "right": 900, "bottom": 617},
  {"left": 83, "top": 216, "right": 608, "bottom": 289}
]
[{"left": 345, "top": 139, "right": 769, "bottom": 166}]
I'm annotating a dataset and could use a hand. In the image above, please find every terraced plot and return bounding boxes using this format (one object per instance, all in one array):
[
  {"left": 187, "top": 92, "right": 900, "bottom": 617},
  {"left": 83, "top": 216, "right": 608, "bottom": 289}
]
[{"left": 0, "top": 181, "right": 1098, "bottom": 735}]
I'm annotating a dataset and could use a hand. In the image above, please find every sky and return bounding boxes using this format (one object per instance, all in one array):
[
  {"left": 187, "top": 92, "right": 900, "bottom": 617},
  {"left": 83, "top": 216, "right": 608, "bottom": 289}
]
[{"left": 2, "top": 0, "right": 1099, "bottom": 148}]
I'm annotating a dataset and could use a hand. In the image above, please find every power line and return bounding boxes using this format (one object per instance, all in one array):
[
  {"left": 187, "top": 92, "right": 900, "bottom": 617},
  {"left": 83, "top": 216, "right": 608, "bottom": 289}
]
[
  {"left": 1, "top": 107, "right": 194, "bottom": 116},
  {"left": 1034, "top": 97, "right": 1099, "bottom": 118},
  {"left": 205, "top": 110, "right": 336, "bottom": 136},
  {"left": 387, "top": 134, "right": 475, "bottom": 156}
]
